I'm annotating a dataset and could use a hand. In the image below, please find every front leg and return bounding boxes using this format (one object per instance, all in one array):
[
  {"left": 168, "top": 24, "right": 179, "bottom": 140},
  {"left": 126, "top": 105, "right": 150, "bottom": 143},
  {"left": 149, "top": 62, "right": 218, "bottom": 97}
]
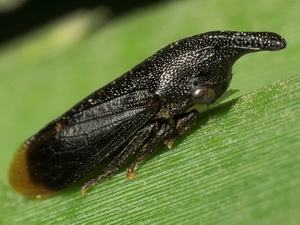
[
  {"left": 165, "top": 109, "right": 199, "bottom": 148},
  {"left": 174, "top": 109, "right": 199, "bottom": 135}
]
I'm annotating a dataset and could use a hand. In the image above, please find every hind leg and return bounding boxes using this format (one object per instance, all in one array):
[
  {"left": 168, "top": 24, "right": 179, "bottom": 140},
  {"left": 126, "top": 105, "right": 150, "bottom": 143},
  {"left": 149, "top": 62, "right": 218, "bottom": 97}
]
[
  {"left": 126, "top": 123, "right": 175, "bottom": 179},
  {"left": 81, "top": 122, "right": 166, "bottom": 195}
]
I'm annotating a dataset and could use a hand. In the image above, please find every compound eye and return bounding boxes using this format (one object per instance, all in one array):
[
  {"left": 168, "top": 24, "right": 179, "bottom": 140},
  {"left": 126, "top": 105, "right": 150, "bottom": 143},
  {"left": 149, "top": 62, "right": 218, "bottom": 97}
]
[{"left": 192, "top": 88, "right": 216, "bottom": 104}]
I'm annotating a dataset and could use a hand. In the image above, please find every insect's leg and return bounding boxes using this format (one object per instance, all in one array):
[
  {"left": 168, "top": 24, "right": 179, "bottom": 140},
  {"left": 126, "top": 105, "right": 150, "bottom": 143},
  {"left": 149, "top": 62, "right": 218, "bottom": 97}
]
[
  {"left": 174, "top": 109, "right": 199, "bottom": 134},
  {"left": 126, "top": 123, "right": 175, "bottom": 179},
  {"left": 165, "top": 109, "right": 199, "bottom": 148},
  {"left": 81, "top": 122, "right": 160, "bottom": 195}
]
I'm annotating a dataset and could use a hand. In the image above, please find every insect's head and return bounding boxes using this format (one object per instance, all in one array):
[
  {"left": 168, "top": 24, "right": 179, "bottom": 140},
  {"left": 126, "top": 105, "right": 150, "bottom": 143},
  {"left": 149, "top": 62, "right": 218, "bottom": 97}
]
[{"left": 189, "top": 31, "right": 287, "bottom": 104}]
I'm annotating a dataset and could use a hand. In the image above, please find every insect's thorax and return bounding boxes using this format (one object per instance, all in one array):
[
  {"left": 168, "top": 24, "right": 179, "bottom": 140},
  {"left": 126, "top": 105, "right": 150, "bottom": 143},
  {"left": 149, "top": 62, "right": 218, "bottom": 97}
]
[{"left": 154, "top": 72, "right": 194, "bottom": 120}]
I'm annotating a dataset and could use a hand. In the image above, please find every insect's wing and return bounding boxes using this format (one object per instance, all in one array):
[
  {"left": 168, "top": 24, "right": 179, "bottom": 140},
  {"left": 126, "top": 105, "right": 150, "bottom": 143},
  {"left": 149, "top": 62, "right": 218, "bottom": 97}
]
[{"left": 9, "top": 90, "right": 160, "bottom": 195}]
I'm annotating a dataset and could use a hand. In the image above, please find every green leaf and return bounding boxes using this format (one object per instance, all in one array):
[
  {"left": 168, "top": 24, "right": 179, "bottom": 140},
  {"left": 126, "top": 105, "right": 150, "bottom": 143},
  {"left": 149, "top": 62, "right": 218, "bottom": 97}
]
[
  {"left": 1, "top": 0, "right": 299, "bottom": 224},
  {"left": 1, "top": 74, "right": 300, "bottom": 224}
]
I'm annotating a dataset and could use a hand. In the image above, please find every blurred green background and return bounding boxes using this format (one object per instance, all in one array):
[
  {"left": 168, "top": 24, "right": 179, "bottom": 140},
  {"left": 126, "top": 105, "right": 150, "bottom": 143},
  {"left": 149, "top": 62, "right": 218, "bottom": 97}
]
[{"left": 0, "top": 0, "right": 299, "bottom": 224}]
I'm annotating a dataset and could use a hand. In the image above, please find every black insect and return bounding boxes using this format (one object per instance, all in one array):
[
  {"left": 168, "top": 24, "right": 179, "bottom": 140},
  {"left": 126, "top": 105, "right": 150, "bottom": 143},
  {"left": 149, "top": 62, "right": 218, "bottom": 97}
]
[{"left": 9, "top": 31, "right": 286, "bottom": 197}]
